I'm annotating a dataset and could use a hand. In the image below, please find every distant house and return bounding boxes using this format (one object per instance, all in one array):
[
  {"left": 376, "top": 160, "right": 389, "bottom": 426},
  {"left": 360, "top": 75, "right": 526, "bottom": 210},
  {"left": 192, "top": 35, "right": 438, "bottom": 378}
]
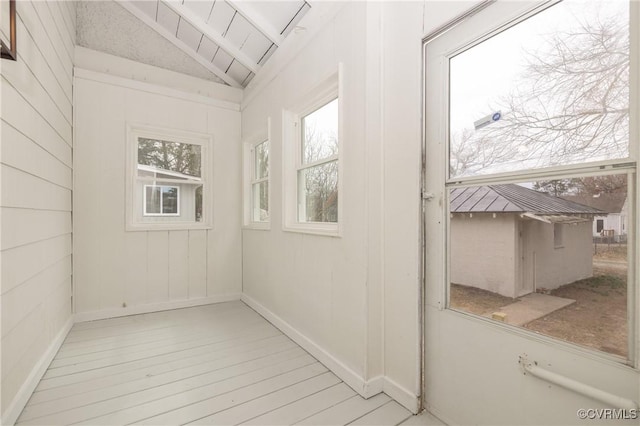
[
  {"left": 450, "top": 184, "right": 603, "bottom": 298},
  {"left": 561, "top": 193, "right": 627, "bottom": 241}
]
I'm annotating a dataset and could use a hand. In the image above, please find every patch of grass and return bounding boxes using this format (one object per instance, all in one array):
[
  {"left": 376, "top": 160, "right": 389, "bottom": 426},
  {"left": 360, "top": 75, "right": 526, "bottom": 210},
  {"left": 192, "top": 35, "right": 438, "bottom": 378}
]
[{"left": 569, "top": 274, "right": 625, "bottom": 296}]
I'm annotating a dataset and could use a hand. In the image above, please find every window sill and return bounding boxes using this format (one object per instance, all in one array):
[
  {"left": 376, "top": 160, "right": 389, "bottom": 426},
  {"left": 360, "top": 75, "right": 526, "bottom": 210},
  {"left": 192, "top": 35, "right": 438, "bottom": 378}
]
[
  {"left": 243, "top": 222, "right": 271, "bottom": 231},
  {"left": 283, "top": 223, "right": 341, "bottom": 237},
  {"left": 126, "top": 223, "right": 213, "bottom": 232}
]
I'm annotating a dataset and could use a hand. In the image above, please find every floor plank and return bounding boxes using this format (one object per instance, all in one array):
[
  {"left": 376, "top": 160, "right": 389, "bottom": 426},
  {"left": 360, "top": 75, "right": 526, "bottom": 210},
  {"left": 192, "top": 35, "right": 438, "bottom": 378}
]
[{"left": 16, "top": 302, "right": 415, "bottom": 426}]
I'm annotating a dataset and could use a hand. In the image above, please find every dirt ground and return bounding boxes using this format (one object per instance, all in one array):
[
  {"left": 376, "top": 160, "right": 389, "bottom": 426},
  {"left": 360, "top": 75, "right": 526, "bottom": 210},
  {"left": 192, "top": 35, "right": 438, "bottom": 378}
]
[{"left": 451, "top": 245, "right": 628, "bottom": 358}]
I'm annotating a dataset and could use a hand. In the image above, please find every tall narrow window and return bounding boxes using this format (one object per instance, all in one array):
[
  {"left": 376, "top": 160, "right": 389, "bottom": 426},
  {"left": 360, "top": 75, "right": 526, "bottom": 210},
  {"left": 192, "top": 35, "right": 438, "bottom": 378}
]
[
  {"left": 298, "top": 98, "right": 339, "bottom": 223},
  {"left": 251, "top": 140, "right": 269, "bottom": 222},
  {"left": 283, "top": 70, "right": 341, "bottom": 236},
  {"left": 127, "top": 125, "right": 211, "bottom": 230}
]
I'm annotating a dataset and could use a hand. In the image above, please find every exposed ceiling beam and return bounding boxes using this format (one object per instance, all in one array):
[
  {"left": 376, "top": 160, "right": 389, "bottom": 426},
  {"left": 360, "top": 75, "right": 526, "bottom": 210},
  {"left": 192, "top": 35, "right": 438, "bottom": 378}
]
[
  {"left": 161, "top": 0, "right": 260, "bottom": 75},
  {"left": 226, "top": 0, "right": 285, "bottom": 47},
  {"left": 117, "top": 0, "right": 242, "bottom": 88}
]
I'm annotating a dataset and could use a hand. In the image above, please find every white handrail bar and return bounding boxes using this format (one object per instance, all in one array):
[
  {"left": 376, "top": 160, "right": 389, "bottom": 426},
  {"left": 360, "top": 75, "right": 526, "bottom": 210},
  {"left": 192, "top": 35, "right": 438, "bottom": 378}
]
[{"left": 519, "top": 355, "right": 638, "bottom": 410}]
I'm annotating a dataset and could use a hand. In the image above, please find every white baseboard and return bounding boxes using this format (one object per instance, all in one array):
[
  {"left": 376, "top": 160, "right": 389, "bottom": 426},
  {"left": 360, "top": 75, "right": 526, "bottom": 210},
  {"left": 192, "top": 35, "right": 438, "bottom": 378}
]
[
  {"left": 384, "top": 377, "right": 420, "bottom": 414},
  {"left": 241, "top": 294, "right": 375, "bottom": 397},
  {"left": 241, "top": 294, "right": 420, "bottom": 414},
  {"left": 1, "top": 316, "right": 74, "bottom": 426},
  {"left": 74, "top": 294, "right": 242, "bottom": 323}
]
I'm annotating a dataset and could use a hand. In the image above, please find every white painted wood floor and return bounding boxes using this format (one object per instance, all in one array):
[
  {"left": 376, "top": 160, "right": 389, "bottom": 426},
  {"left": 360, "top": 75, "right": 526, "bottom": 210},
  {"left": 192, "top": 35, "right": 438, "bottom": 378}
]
[{"left": 16, "top": 301, "right": 443, "bottom": 426}]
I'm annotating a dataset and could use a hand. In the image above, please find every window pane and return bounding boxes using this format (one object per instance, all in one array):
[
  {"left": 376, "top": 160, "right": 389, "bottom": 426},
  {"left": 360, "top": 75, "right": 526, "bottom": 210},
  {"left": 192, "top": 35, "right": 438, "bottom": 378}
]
[
  {"left": 162, "top": 186, "right": 178, "bottom": 214},
  {"left": 138, "top": 138, "right": 202, "bottom": 179},
  {"left": 298, "top": 161, "right": 338, "bottom": 223},
  {"left": 302, "top": 98, "right": 338, "bottom": 164},
  {"left": 255, "top": 141, "right": 269, "bottom": 179},
  {"left": 252, "top": 181, "right": 269, "bottom": 222},
  {"left": 195, "top": 185, "right": 203, "bottom": 222},
  {"left": 449, "top": 175, "right": 629, "bottom": 357},
  {"left": 449, "top": 1, "right": 629, "bottom": 178},
  {"left": 145, "top": 186, "right": 161, "bottom": 214}
]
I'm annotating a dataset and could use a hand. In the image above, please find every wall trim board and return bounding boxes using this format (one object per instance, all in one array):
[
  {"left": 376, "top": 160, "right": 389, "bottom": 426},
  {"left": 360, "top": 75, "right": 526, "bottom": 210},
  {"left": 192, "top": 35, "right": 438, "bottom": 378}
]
[
  {"left": 383, "top": 376, "right": 420, "bottom": 414},
  {"left": 74, "top": 68, "right": 241, "bottom": 112},
  {"left": 74, "top": 293, "right": 242, "bottom": 323},
  {"left": 1, "top": 316, "right": 74, "bottom": 426}
]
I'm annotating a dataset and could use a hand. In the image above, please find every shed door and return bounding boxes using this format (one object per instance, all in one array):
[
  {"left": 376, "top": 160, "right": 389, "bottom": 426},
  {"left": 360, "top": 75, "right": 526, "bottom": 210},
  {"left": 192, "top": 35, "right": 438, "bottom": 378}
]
[
  {"left": 423, "top": 1, "right": 639, "bottom": 423},
  {"left": 518, "top": 220, "right": 534, "bottom": 297}
]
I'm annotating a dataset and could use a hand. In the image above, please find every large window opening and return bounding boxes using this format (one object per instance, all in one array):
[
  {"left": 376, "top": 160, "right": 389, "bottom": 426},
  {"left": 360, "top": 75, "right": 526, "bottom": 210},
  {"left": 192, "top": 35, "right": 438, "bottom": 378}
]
[{"left": 446, "top": 0, "right": 634, "bottom": 360}]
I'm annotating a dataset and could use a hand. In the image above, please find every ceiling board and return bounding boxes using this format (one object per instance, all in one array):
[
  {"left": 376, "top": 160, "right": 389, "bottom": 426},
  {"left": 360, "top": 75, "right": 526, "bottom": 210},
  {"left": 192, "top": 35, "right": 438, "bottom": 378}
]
[
  {"left": 207, "top": 0, "right": 236, "bottom": 36},
  {"left": 129, "top": 0, "right": 158, "bottom": 19},
  {"left": 176, "top": 18, "right": 203, "bottom": 51},
  {"left": 227, "top": 60, "right": 250, "bottom": 83},
  {"left": 212, "top": 47, "right": 233, "bottom": 72},
  {"left": 156, "top": 1, "right": 180, "bottom": 35},
  {"left": 282, "top": 2, "right": 311, "bottom": 36},
  {"left": 242, "top": 1, "right": 306, "bottom": 34},
  {"left": 197, "top": 36, "right": 219, "bottom": 62},
  {"left": 183, "top": 0, "right": 214, "bottom": 22}
]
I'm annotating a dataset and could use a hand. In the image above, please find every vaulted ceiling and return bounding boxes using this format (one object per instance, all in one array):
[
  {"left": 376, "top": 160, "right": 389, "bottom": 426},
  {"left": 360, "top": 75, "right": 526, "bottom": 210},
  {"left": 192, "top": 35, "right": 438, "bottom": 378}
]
[{"left": 77, "top": 1, "right": 311, "bottom": 88}]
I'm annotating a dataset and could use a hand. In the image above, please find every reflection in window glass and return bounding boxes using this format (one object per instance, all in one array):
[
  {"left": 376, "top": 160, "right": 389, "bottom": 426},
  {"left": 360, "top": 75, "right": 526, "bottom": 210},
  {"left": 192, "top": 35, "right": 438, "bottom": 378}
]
[
  {"left": 252, "top": 181, "right": 269, "bottom": 222},
  {"left": 251, "top": 140, "right": 269, "bottom": 223},
  {"left": 302, "top": 99, "right": 338, "bottom": 165},
  {"left": 298, "top": 162, "right": 338, "bottom": 223},
  {"left": 449, "top": 175, "right": 628, "bottom": 357},
  {"left": 138, "top": 138, "right": 202, "bottom": 178},
  {"left": 195, "top": 185, "right": 203, "bottom": 222},
  {"left": 144, "top": 185, "right": 179, "bottom": 216},
  {"left": 449, "top": 1, "right": 629, "bottom": 178},
  {"left": 255, "top": 142, "right": 269, "bottom": 180}
]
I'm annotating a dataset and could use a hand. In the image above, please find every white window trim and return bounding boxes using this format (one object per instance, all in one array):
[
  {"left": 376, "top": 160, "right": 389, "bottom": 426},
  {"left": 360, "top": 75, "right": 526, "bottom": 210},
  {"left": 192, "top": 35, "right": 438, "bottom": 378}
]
[
  {"left": 143, "top": 185, "right": 180, "bottom": 216},
  {"left": 282, "top": 65, "right": 344, "bottom": 237},
  {"left": 126, "top": 123, "right": 213, "bottom": 231},
  {"left": 242, "top": 118, "right": 271, "bottom": 230}
]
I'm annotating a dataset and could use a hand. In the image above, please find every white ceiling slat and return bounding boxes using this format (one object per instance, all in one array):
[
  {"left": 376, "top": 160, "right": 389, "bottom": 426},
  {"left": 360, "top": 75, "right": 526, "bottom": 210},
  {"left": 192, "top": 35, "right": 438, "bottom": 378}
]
[
  {"left": 225, "top": 13, "right": 272, "bottom": 64},
  {"left": 281, "top": 2, "right": 311, "bottom": 37},
  {"left": 161, "top": 0, "right": 260, "bottom": 75},
  {"left": 176, "top": 18, "right": 203, "bottom": 51},
  {"left": 226, "top": 60, "right": 251, "bottom": 84},
  {"left": 129, "top": 0, "right": 158, "bottom": 20},
  {"left": 197, "top": 36, "right": 219, "bottom": 62},
  {"left": 226, "top": 0, "right": 285, "bottom": 46},
  {"left": 183, "top": 0, "right": 214, "bottom": 23},
  {"left": 258, "top": 43, "right": 277, "bottom": 66},
  {"left": 207, "top": 0, "right": 236, "bottom": 36},
  {"left": 212, "top": 48, "right": 234, "bottom": 73},
  {"left": 117, "top": 0, "right": 241, "bottom": 88},
  {"left": 156, "top": 1, "right": 180, "bottom": 35}
]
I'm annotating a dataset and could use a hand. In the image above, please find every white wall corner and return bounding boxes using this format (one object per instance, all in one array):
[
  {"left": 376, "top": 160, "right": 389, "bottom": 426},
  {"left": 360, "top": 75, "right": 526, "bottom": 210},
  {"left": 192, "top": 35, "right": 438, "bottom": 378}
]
[
  {"left": 1, "top": 317, "right": 74, "bottom": 426},
  {"left": 241, "top": 294, "right": 373, "bottom": 396},
  {"left": 74, "top": 294, "right": 242, "bottom": 323},
  {"left": 383, "top": 376, "right": 421, "bottom": 414}
]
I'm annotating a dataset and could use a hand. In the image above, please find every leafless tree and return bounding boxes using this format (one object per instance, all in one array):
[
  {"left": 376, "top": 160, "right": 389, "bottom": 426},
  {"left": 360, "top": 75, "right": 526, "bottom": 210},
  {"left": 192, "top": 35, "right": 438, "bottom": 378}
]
[{"left": 451, "top": 4, "right": 629, "bottom": 176}]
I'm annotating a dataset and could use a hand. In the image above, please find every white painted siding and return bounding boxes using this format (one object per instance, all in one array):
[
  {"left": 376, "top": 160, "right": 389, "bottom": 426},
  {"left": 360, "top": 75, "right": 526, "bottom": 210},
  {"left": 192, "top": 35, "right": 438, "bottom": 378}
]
[
  {"left": 73, "top": 53, "right": 243, "bottom": 318},
  {"left": 1, "top": 1, "right": 76, "bottom": 423}
]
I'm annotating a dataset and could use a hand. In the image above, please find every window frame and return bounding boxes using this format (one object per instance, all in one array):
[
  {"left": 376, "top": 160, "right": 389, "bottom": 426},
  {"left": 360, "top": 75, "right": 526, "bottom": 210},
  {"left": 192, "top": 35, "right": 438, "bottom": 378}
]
[
  {"left": 282, "top": 66, "right": 343, "bottom": 237},
  {"left": 242, "top": 118, "right": 271, "bottom": 230},
  {"left": 143, "top": 185, "right": 180, "bottom": 216},
  {"left": 126, "top": 123, "right": 213, "bottom": 231},
  {"left": 428, "top": 0, "right": 639, "bottom": 364}
]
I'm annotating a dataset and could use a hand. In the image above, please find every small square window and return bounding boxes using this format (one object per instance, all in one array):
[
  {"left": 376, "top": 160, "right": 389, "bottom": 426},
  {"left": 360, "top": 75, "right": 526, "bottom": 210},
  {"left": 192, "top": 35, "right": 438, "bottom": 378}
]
[{"left": 127, "top": 125, "right": 211, "bottom": 231}]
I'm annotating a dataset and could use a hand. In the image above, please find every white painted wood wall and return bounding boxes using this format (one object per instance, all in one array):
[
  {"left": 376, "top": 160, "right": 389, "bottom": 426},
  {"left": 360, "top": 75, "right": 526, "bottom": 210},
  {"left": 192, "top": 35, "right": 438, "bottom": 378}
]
[
  {"left": 1, "top": 0, "right": 76, "bottom": 422},
  {"left": 73, "top": 52, "right": 243, "bottom": 320}
]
